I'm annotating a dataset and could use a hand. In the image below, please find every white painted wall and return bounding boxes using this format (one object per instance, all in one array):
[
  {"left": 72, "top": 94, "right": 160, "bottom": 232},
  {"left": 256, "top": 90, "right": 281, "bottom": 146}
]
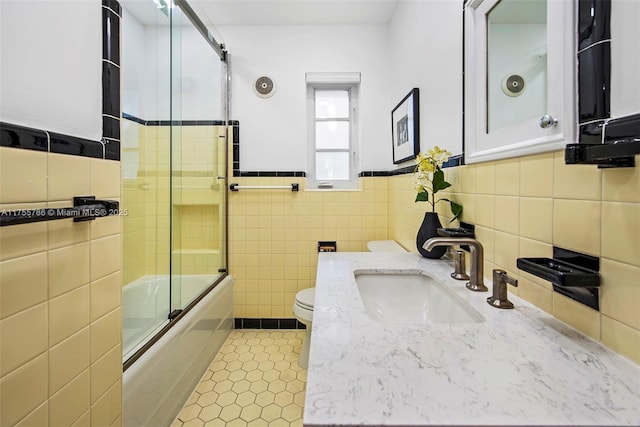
[
  {"left": 219, "top": 24, "right": 392, "bottom": 172},
  {"left": 122, "top": 7, "right": 148, "bottom": 119},
  {"left": 388, "top": 0, "right": 463, "bottom": 161},
  {"left": 0, "top": 0, "right": 102, "bottom": 140},
  {"left": 611, "top": 0, "right": 640, "bottom": 118}
]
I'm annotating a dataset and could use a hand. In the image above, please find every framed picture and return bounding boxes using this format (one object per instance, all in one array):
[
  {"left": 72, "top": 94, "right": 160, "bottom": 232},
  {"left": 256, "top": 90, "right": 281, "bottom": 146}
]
[{"left": 391, "top": 88, "right": 420, "bottom": 164}]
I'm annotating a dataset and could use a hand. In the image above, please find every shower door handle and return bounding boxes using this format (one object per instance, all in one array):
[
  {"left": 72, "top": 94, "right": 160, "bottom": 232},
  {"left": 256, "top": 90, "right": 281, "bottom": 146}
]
[{"left": 539, "top": 115, "right": 558, "bottom": 129}]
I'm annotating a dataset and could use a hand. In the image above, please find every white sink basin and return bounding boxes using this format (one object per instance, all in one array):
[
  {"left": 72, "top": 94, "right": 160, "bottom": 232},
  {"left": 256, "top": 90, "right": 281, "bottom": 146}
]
[{"left": 354, "top": 270, "right": 484, "bottom": 324}]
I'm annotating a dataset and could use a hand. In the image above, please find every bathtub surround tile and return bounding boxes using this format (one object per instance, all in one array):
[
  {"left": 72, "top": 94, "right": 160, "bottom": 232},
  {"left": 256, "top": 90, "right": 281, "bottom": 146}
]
[
  {"left": 0, "top": 303, "right": 48, "bottom": 377},
  {"left": 0, "top": 353, "right": 48, "bottom": 427},
  {"left": 0, "top": 147, "right": 47, "bottom": 203},
  {"left": 49, "top": 327, "right": 90, "bottom": 396},
  {"left": 176, "top": 330, "right": 305, "bottom": 426},
  {"left": 0, "top": 252, "right": 48, "bottom": 319}
]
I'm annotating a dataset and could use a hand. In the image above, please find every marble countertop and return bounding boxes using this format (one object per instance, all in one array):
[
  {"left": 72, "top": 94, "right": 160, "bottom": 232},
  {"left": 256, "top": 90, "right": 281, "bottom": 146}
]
[{"left": 304, "top": 252, "right": 640, "bottom": 426}]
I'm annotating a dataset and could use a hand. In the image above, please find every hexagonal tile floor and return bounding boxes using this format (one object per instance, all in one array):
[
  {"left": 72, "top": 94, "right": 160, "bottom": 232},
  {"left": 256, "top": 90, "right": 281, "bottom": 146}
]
[{"left": 172, "top": 329, "right": 307, "bottom": 427}]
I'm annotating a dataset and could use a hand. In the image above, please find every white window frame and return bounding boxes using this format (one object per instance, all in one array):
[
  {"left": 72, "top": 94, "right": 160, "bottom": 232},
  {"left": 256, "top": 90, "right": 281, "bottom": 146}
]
[{"left": 306, "top": 72, "right": 360, "bottom": 190}]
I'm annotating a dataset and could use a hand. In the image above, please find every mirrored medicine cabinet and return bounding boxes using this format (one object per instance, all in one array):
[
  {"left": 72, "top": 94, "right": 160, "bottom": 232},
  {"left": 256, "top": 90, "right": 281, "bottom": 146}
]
[{"left": 464, "top": 0, "right": 576, "bottom": 163}]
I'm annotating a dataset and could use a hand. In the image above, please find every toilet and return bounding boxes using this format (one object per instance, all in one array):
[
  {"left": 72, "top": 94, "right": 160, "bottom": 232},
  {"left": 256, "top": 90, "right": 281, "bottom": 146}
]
[
  {"left": 292, "top": 287, "right": 315, "bottom": 368},
  {"left": 292, "top": 240, "right": 406, "bottom": 369}
]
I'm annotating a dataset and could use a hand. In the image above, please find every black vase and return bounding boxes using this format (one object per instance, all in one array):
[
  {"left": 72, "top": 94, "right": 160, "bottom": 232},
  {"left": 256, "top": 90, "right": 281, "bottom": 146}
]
[{"left": 416, "top": 212, "right": 447, "bottom": 259}]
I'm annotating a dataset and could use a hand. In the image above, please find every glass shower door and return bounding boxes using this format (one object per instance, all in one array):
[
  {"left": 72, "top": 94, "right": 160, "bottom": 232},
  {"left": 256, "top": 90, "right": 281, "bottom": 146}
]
[{"left": 169, "top": 5, "right": 228, "bottom": 313}]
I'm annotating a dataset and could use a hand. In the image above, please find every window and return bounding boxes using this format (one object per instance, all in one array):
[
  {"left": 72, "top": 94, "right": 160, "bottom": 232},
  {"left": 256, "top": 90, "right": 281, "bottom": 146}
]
[{"left": 306, "top": 72, "right": 360, "bottom": 189}]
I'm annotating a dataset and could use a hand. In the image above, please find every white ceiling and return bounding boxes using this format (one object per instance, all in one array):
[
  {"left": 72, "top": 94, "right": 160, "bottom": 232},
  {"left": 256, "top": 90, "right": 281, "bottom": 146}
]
[{"left": 122, "top": 0, "right": 400, "bottom": 27}]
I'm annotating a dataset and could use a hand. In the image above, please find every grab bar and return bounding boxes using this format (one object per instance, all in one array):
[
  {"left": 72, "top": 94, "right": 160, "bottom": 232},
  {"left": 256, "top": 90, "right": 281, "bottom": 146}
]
[
  {"left": 0, "top": 196, "right": 120, "bottom": 227},
  {"left": 229, "top": 183, "right": 299, "bottom": 192}
]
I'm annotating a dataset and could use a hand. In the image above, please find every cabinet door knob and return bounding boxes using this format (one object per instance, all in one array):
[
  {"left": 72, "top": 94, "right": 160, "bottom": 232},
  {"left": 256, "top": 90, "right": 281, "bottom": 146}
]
[{"left": 539, "top": 114, "right": 558, "bottom": 129}]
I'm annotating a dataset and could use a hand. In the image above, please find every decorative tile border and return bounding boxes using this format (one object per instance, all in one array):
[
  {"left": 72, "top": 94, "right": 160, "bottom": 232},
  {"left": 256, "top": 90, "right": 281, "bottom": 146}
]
[
  {"left": 234, "top": 318, "right": 306, "bottom": 330},
  {"left": 121, "top": 113, "right": 234, "bottom": 127},
  {"left": 567, "top": 0, "right": 639, "bottom": 167},
  {"left": 1, "top": 1, "right": 121, "bottom": 161}
]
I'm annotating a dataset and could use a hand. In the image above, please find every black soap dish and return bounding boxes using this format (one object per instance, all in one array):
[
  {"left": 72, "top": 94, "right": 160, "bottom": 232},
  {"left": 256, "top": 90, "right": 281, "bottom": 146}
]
[
  {"left": 437, "top": 221, "right": 475, "bottom": 238},
  {"left": 517, "top": 247, "right": 601, "bottom": 311},
  {"left": 516, "top": 258, "right": 600, "bottom": 287}
]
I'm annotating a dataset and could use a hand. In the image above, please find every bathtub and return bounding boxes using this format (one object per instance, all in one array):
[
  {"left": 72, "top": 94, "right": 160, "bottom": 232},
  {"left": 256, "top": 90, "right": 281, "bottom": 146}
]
[
  {"left": 122, "top": 274, "right": 220, "bottom": 359},
  {"left": 123, "top": 274, "right": 233, "bottom": 427}
]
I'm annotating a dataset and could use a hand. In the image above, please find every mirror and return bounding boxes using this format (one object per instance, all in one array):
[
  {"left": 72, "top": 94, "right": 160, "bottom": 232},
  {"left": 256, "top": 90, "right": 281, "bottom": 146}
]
[
  {"left": 486, "top": 0, "right": 547, "bottom": 133},
  {"left": 464, "top": 0, "right": 575, "bottom": 163}
]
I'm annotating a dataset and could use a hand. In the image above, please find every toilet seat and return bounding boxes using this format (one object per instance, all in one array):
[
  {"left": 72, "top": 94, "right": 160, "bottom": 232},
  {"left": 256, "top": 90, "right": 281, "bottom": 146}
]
[{"left": 294, "top": 288, "right": 315, "bottom": 310}]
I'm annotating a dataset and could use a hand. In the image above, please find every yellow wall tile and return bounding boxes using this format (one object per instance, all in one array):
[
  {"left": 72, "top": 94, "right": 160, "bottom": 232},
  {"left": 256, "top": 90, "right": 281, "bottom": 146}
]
[
  {"left": 518, "top": 277, "right": 552, "bottom": 313},
  {"left": 48, "top": 369, "right": 90, "bottom": 427},
  {"left": 474, "top": 226, "right": 495, "bottom": 263},
  {"left": 90, "top": 235, "right": 122, "bottom": 281},
  {"left": 494, "top": 159, "right": 520, "bottom": 196},
  {"left": 90, "top": 272, "right": 122, "bottom": 321},
  {"left": 601, "top": 315, "right": 640, "bottom": 364},
  {"left": 518, "top": 238, "right": 553, "bottom": 289},
  {"left": 600, "top": 259, "right": 640, "bottom": 330},
  {"left": 494, "top": 196, "right": 519, "bottom": 234},
  {"left": 601, "top": 202, "right": 640, "bottom": 267},
  {"left": 47, "top": 202, "right": 90, "bottom": 249},
  {"left": 0, "top": 303, "right": 48, "bottom": 377},
  {"left": 49, "top": 327, "right": 90, "bottom": 395},
  {"left": 493, "top": 231, "right": 519, "bottom": 274},
  {"left": 475, "top": 163, "right": 495, "bottom": 194},
  {"left": 90, "top": 308, "right": 122, "bottom": 363},
  {"left": 519, "top": 198, "right": 553, "bottom": 243},
  {"left": 602, "top": 157, "right": 640, "bottom": 203},
  {"left": 458, "top": 164, "right": 477, "bottom": 194},
  {"left": 552, "top": 293, "right": 600, "bottom": 340},
  {"left": 0, "top": 147, "right": 47, "bottom": 204},
  {"left": 0, "top": 204, "right": 47, "bottom": 261},
  {"left": 553, "top": 152, "right": 602, "bottom": 200},
  {"left": 90, "top": 159, "right": 121, "bottom": 199},
  {"left": 48, "top": 153, "right": 90, "bottom": 202},
  {"left": 14, "top": 402, "right": 48, "bottom": 427},
  {"left": 475, "top": 195, "right": 495, "bottom": 228},
  {"left": 49, "top": 285, "right": 90, "bottom": 347},
  {"left": 553, "top": 199, "right": 601, "bottom": 256},
  {"left": 48, "top": 242, "right": 90, "bottom": 298},
  {"left": 91, "top": 380, "right": 122, "bottom": 427},
  {"left": 90, "top": 344, "right": 122, "bottom": 404},
  {"left": 520, "top": 152, "right": 554, "bottom": 197},
  {"left": 0, "top": 353, "right": 48, "bottom": 427},
  {"left": 0, "top": 252, "right": 47, "bottom": 319}
]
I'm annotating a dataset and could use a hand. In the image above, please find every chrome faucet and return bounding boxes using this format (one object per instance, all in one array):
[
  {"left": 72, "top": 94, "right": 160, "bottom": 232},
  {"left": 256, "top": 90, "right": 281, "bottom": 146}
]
[
  {"left": 423, "top": 237, "right": 488, "bottom": 292},
  {"left": 487, "top": 269, "right": 518, "bottom": 309}
]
